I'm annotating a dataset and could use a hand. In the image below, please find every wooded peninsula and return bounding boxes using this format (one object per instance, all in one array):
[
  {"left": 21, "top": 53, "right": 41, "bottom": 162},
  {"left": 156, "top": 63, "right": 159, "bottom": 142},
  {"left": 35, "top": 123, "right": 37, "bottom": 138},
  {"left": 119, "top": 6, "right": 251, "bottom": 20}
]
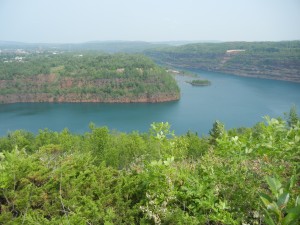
[{"left": 0, "top": 53, "right": 180, "bottom": 103}]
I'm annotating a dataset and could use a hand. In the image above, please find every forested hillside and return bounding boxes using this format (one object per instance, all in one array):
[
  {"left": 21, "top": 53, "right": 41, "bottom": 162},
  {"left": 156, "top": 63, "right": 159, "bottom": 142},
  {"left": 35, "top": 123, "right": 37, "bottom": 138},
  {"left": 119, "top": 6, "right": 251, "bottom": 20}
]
[
  {"left": 145, "top": 41, "right": 300, "bottom": 82},
  {"left": 0, "top": 111, "right": 299, "bottom": 224},
  {"left": 0, "top": 53, "right": 180, "bottom": 103}
]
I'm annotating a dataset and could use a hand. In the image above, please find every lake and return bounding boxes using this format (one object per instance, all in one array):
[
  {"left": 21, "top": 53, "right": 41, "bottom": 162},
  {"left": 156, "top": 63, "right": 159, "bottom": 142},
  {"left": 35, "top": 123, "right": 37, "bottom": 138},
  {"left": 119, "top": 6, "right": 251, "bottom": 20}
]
[{"left": 1, "top": 70, "right": 300, "bottom": 136}]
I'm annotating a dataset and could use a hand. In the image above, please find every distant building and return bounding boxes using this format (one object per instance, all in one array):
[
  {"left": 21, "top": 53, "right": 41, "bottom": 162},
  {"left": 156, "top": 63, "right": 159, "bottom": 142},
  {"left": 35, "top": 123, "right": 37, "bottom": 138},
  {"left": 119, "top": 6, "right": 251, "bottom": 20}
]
[
  {"left": 226, "top": 49, "right": 246, "bottom": 54},
  {"left": 15, "top": 56, "right": 23, "bottom": 62},
  {"left": 16, "top": 49, "right": 27, "bottom": 54},
  {"left": 166, "top": 69, "right": 180, "bottom": 74}
]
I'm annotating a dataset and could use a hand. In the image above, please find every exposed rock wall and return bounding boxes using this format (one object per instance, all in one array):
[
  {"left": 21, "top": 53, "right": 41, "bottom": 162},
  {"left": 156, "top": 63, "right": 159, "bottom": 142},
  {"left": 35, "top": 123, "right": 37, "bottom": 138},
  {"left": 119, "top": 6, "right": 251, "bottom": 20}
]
[{"left": 0, "top": 93, "right": 180, "bottom": 104}]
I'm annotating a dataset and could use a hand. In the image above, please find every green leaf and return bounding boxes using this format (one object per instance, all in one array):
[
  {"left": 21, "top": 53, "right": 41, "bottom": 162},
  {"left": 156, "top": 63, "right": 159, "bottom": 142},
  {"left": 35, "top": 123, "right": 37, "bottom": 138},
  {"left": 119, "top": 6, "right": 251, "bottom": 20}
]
[
  {"left": 267, "top": 202, "right": 281, "bottom": 217},
  {"left": 283, "top": 206, "right": 300, "bottom": 225},
  {"left": 260, "top": 193, "right": 273, "bottom": 208},
  {"left": 277, "top": 192, "right": 290, "bottom": 209},
  {"left": 296, "top": 196, "right": 300, "bottom": 206},
  {"left": 0, "top": 152, "right": 5, "bottom": 160},
  {"left": 150, "top": 159, "right": 162, "bottom": 166},
  {"left": 263, "top": 209, "right": 277, "bottom": 225},
  {"left": 287, "top": 175, "right": 296, "bottom": 191},
  {"left": 266, "top": 176, "right": 282, "bottom": 196},
  {"left": 245, "top": 147, "right": 253, "bottom": 154},
  {"left": 163, "top": 156, "right": 174, "bottom": 166}
]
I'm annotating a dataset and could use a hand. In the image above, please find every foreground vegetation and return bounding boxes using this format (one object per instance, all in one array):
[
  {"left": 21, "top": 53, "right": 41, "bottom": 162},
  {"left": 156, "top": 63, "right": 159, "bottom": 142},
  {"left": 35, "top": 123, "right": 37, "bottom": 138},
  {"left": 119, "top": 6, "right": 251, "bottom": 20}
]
[
  {"left": 145, "top": 41, "right": 300, "bottom": 82},
  {"left": 0, "top": 109, "right": 299, "bottom": 224},
  {"left": 0, "top": 53, "right": 180, "bottom": 103}
]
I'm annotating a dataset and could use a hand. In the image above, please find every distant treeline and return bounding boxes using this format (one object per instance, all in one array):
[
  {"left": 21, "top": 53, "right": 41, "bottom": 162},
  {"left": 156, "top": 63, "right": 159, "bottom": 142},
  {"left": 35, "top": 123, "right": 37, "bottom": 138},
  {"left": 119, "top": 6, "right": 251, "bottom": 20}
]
[
  {"left": 0, "top": 41, "right": 168, "bottom": 53},
  {"left": 145, "top": 41, "right": 300, "bottom": 82}
]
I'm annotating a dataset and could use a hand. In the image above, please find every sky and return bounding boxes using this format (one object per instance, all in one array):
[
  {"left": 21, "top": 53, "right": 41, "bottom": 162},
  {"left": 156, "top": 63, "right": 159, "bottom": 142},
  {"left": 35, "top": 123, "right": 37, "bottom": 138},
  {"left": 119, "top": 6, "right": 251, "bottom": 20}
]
[{"left": 0, "top": 0, "right": 300, "bottom": 43}]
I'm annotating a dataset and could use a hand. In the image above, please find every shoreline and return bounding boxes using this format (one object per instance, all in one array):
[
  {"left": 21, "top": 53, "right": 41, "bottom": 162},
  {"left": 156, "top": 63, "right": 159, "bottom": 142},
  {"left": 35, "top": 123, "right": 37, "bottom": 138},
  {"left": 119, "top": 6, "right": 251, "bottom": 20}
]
[
  {"left": 0, "top": 93, "right": 180, "bottom": 104},
  {"left": 168, "top": 65, "right": 300, "bottom": 83}
]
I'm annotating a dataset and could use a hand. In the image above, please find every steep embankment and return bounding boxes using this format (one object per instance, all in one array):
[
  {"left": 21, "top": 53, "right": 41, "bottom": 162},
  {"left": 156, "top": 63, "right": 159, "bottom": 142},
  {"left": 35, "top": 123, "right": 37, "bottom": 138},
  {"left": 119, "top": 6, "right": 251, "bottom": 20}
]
[
  {"left": 145, "top": 41, "right": 300, "bottom": 82},
  {"left": 0, "top": 91, "right": 179, "bottom": 103},
  {"left": 0, "top": 53, "right": 180, "bottom": 103}
]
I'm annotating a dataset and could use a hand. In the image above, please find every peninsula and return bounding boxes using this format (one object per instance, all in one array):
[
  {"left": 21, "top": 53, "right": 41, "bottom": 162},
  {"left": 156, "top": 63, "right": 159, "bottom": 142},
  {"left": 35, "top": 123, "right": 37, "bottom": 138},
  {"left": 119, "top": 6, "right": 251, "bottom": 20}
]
[{"left": 0, "top": 53, "right": 180, "bottom": 103}]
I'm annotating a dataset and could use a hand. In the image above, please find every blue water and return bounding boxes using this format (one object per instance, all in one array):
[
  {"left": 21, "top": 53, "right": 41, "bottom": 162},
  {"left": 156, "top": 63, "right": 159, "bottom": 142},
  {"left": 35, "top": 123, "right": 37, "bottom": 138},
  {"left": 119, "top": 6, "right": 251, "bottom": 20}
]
[{"left": 0, "top": 70, "right": 300, "bottom": 136}]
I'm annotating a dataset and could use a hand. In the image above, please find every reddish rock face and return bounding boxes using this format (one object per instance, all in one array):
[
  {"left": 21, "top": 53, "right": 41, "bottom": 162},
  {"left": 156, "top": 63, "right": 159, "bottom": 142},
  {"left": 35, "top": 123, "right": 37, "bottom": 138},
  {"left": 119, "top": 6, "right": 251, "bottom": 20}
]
[
  {"left": 0, "top": 93, "right": 179, "bottom": 104},
  {"left": 0, "top": 70, "right": 180, "bottom": 103}
]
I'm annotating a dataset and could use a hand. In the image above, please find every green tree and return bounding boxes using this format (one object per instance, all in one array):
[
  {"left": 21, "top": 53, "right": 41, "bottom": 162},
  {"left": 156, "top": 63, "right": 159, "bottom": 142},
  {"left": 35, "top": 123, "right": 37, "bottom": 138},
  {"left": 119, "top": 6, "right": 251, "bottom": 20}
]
[
  {"left": 209, "top": 120, "right": 225, "bottom": 145},
  {"left": 286, "top": 105, "right": 299, "bottom": 128}
]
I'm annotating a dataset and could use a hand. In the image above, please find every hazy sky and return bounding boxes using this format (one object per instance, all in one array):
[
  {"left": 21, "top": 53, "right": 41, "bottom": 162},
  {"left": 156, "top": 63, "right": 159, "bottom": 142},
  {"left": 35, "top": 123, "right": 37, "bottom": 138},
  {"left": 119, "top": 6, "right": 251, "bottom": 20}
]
[{"left": 1, "top": 0, "right": 299, "bottom": 43}]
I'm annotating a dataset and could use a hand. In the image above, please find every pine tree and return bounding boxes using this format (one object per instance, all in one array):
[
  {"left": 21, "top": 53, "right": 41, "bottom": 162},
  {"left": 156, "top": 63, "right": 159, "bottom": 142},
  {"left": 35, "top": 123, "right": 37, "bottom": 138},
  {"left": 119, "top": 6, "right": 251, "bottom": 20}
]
[
  {"left": 209, "top": 120, "right": 225, "bottom": 145},
  {"left": 286, "top": 105, "right": 299, "bottom": 127}
]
